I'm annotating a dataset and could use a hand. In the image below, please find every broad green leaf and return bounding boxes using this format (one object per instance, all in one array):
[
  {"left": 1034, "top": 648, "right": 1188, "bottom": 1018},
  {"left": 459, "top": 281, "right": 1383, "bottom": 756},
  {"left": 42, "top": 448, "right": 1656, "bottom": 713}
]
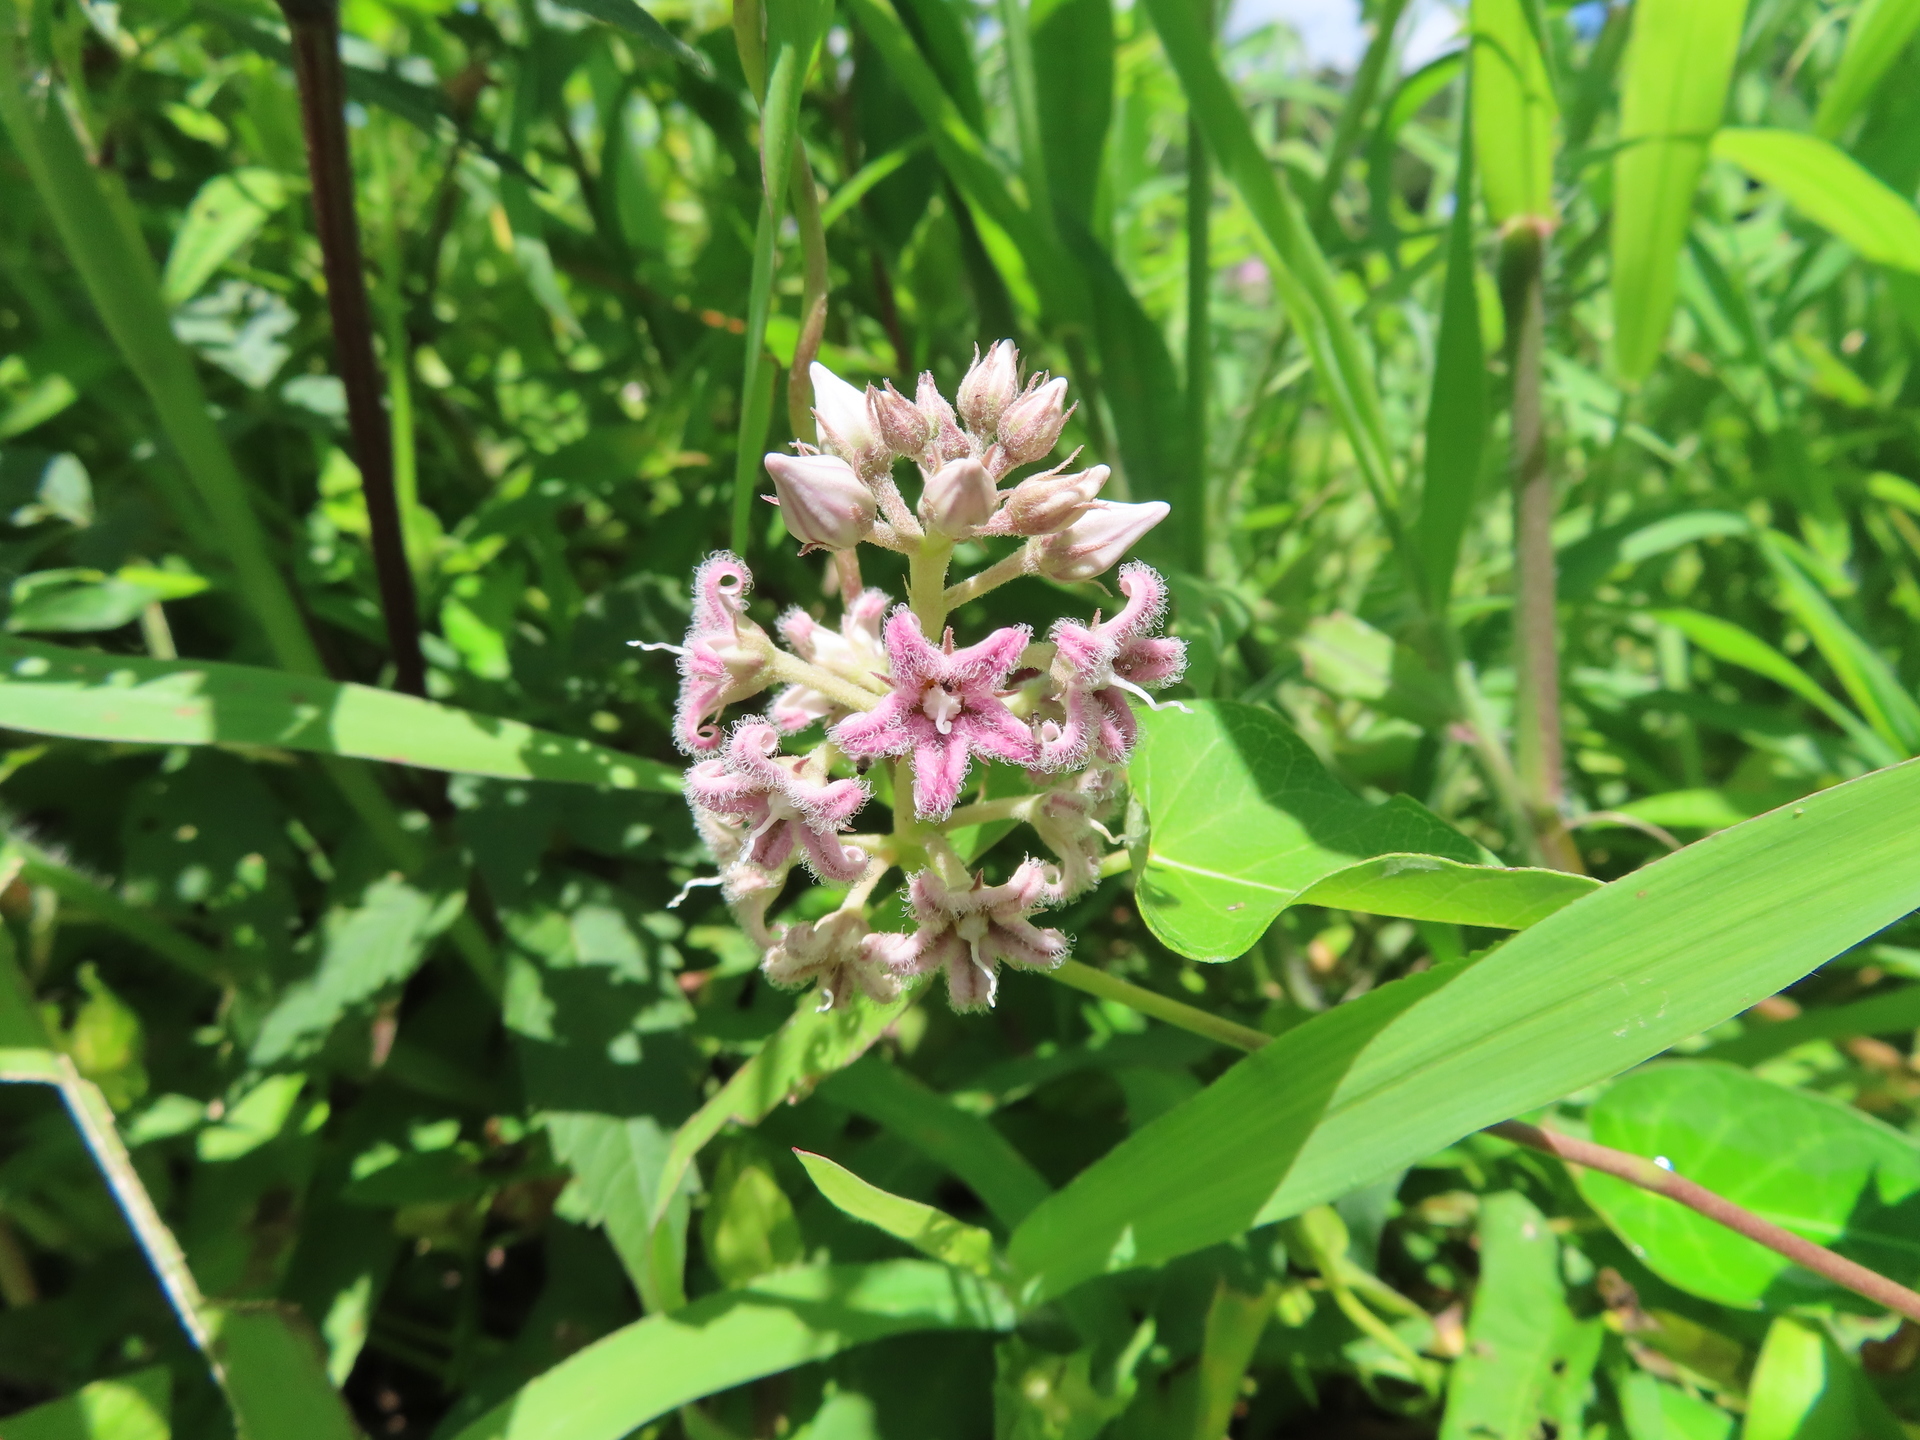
[
  {"left": 0, "top": 636, "right": 678, "bottom": 790},
  {"left": 1439, "top": 1192, "right": 1601, "bottom": 1440},
  {"left": 446, "top": 1261, "right": 1016, "bottom": 1440},
  {"left": 1579, "top": 1062, "right": 1920, "bottom": 1310},
  {"left": 795, "top": 1149, "right": 998, "bottom": 1276},
  {"left": 1813, "top": 0, "right": 1920, "bottom": 140},
  {"left": 704, "top": 1146, "right": 806, "bottom": 1287},
  {"left": 1130, "top": 702, "right": 1594, "bottom": 960},
  {"left": 0, "top": 1367, "right": 170, "bottom": 1440},
  {"left": 1008, "top": 753, "right": 1920, "bottom": 1302},
  {"left": 649, "top": 991, "right": 909, "bottom": 1230},
  {"left": 818, "top": 1057, "right": 1052, "bottom": 1227},
  {"left": 1651, "top": 609, "right": 1894, "bottom": 764},
  {"left": 1757, "top": 531, "right": 1920, "bottom": 753},
  {"left": 1699, "top": 983, "right": 1920, "bottom": 1066},
  {"left": 545, "top": 1112, "right": 690, "bottom": 1308},
  {"left": 250, "top": 874, "right": 468, "bottom": 1065},
  {"left": 1712, "top": 129, "right": 1920, "bottom": 274},
  {"left": 1140, "top": 0, "right": 1396, "bottom": 515},
  {"left": 160, "top": 170, "right": 288, "bottom": 308},
  {"left": 1743, "top": 1315, "right": 1904, "bottom": 1440},
  {"left": 1470, "top": 0, "right": 1557, "bottom": 224},
  {"left": 1415, "top": 90, "right": 1487, "bottom": 608},
  {"left": 1030, "top": 0, "right": 1112, "bottom": 225},
  {"left": 1610, "top": 0, "right": 1748, "bottom": 381}
]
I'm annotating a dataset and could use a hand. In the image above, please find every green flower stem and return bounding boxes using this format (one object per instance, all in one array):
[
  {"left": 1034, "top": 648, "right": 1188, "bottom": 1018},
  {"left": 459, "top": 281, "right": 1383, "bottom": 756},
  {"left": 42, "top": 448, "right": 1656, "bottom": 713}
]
[
  {"left": 944, "top": 796, "right": 1035, "bottom": 829},
  {"left": 1046, "top": 959, "right": 1273, "bottom": 1053},
  {"left": 943, "top": 545, "right": 1034, "bottom": 611},
  {"left": 908, "top": 535, "right": 955, "bottom": 633},
  {"left": 763, "top": 649, "right": 885, "bottom": 713}
]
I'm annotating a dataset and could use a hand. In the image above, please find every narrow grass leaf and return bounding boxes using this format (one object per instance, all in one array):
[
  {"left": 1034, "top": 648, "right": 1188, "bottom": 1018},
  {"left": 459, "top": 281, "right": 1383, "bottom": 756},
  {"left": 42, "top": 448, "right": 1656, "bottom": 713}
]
[
  {"left": 1578, "top": 1062, "right": 1920, "bottom": 1310},
  {"left": 1010, "top": 753, "right": 1920, "bottom": 1300},
  {"left": 1713, "top": 129, "right": 1920, "bottom": 274},
  {"left": 1470, "top": 0, "right": 1558, "bottom": 224},
  {"left": 1610, "top": 0, "right": 1748, "bottom": 381},
  {"left": 794, "top": 1150, "right": 999, "bottom": 1275},
  {"left": 546, "top": 0, "right": 712, "bottom": 73},
  {"left": 0, "top": 637, "right": 680, "bottom": 790},
  {"left": 1698, "top": 984, "right": 1920, "bottom": 1067},
  {"left": 446, "top": 1261, "right": 1015, "bottom": 1440},
  {"left": 1813, "top": 0, "right": 1920, "bottom": 140}
]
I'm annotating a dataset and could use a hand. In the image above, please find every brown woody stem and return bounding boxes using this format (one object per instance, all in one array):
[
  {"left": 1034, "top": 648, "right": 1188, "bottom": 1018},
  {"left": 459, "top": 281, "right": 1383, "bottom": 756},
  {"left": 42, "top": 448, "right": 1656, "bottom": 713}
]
[
  {"left": 1049, "top": 963, "right": 1920, "bottom": 1325},
  {"left": 280, "top": 0, "right": 428, "bottom": 698},
  {"left": 1488, "top": 1119, "right": 1920, "bottom": 1324}
]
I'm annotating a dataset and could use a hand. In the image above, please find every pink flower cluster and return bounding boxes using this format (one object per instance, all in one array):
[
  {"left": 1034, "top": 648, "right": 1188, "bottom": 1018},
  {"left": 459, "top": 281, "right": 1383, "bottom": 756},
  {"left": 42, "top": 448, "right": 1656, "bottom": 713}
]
[{"left": 643, "top": 343, "right": 1187, "bottom": 1014}]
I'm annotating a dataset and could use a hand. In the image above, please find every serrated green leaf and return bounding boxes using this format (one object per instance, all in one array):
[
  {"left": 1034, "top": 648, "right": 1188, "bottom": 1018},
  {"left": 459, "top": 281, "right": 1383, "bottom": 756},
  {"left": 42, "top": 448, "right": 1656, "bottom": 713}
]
[
  {"left": 795, "top": 1149, "right": 997, "bottom": 1275},
  {"left": 1008, "top": 753, "right": 1920, "bottom": 1301},
  {"left": 1578, "top": 1062, "right": 1920, "bottom": 1310},
  {"left": 0, "top": 636, "right": 678, "bottom": 790},
  {"left": 1713, "top": 129, "right": 1920, "bottom": 274},
  {"left": 1610, "top": 0, "right": 1748, "bottom": 381},
  {"left": 446, "top": 1261, "right": 1016, "bottom": 1440}
]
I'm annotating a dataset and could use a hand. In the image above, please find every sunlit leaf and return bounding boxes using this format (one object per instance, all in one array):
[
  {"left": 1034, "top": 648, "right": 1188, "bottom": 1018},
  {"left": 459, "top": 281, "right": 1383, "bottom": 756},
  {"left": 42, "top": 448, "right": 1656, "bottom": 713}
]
[
  {"left": 795, "top": 1150, "right": 999, "bottom": 1275},
  {"left": 1713, "top": 129, "right": 1920, "bottom": 274}
]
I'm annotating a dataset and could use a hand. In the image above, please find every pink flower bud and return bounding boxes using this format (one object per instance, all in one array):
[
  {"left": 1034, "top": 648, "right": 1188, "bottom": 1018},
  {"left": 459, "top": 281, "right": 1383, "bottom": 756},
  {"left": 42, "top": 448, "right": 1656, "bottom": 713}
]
[
  {"left": 1000, "top": 464, "right": 1108, "bottom": 536},
  {"left": 997, "top": 376, "right": 1072, "bottom": 465},
  {"left": 871, "top": 380, "right": 933, "bottom": 458},
  {"left": 764, "top": 453, "right": 876, "bottom": 551},
  {"left": 810, "top": 363, "right": 886, "bottom": 473},
  {"left": 918, "top": 457, "right": 999, "bottom": 538},
  {"left": 1032, "top": 500, "right": 1168, "bottom": 582},
  {"left": 917, "top": 372, "right": 970, "bottom": 464},
  {"left": 956, "top": 340, "right": 1020, "bottom": 435}
]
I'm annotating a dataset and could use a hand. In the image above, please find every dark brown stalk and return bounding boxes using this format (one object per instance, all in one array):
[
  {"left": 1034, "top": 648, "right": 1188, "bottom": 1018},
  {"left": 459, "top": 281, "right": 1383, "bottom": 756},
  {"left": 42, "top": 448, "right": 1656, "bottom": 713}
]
[
  {"left": 279, "top": 0, "right": 427, "bottom": 698},
  {"left": 1490, "top": 1119, "right": 1920, "bottom": 1325},
  {"left": 1498, "top": 222, "right": 1581, "bottom": 871}
]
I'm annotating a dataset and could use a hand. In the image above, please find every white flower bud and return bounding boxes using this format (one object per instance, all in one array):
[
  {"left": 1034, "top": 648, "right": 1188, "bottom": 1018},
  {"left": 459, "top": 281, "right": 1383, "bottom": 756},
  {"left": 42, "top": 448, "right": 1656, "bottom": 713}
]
[
  {"left": 1001, "top": 464, "right": 1108, "bottom": 536},
  {"left": 810, "top": 362, "right": 886, "bottom": 473},
  {"left": 956, "top": 340, "right": 1019, "bottom": 435},
  {"left": 764, "top": 452, "right": 877, "bottom": 551},
  {"left": 871, "top": 381, "right": 933, "bottom": 459},
  {"left": 997, "top": 376, "right": 1071, "bottom": 465},
  {"left": 918, "top": 456, "right": 999, "bottom": 538},
  {"left": 1032, "top": 500, "right": 1168, "bottom": 581}
]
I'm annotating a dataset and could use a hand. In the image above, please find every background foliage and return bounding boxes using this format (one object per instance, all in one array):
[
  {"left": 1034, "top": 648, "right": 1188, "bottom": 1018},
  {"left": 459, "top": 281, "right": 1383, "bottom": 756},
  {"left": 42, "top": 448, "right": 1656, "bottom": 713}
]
[{"left": 6, "top": 0, "right": 1920, "bottom": 1433}]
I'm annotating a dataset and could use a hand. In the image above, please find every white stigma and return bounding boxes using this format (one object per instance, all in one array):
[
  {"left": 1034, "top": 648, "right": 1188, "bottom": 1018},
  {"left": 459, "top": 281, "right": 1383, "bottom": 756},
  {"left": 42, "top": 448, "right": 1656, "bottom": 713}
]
[
  {"left": 921, "top": 683, "right": 964, "bottom": 734},
  {"left": 1110, "top": 675, "right": 1192, "bottom": 714}
]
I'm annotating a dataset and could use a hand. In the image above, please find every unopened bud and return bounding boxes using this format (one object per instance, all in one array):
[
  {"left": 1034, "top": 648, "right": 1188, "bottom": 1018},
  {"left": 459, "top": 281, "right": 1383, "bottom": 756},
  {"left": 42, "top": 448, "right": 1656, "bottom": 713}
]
[
  {"left": 871, "top": 381, "right": 933, "bottom": 458},
  {"left": 764, "top": 453, "right": 877, "bottom": 551},
  {"left": 1032, "top": 500, "right": 1168, "bottom": 581},
  {"left": 997, "top": 376, "right": 1071, "bottom": 465},
  {"left": 810, "top": 363, "right": 886, "bottom": 472},
  {"left": 919, "top": 457, "right": 998, "bottom": 538},
  {"left": 956, "top": 340, "right": 1019, "bottom": 434},
  {"left": 917, "top": 372, "right": 970, "bottom": 464},
  {"left": 1002, "top": 465, "right": 1108, "bottom": 536}
]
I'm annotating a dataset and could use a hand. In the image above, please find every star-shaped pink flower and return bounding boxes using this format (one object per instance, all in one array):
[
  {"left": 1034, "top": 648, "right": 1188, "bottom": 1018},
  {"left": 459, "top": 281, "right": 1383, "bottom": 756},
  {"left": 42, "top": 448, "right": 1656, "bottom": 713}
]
[
  {"left": 871, "top": 860, "right": 1069, "bottom": 1012},
  {"left": 831, "top": 608, "right": 1035, "bottom": 820},
  {"left": 684, "top": 721, "right": 871, "bottom": 882},
  {"left": 1036, "top": 562, "right": 1187, "bottom": 770},
  {"left": 669, "top": 553, "right": 772, "bottom": 754}
]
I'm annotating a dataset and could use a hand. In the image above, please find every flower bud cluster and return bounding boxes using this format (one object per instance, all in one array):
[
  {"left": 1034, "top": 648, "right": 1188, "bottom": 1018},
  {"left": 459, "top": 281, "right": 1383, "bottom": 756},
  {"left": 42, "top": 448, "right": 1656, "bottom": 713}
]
[{"left": 642, "top": 343, "right": 1187, "bottom": 1016}]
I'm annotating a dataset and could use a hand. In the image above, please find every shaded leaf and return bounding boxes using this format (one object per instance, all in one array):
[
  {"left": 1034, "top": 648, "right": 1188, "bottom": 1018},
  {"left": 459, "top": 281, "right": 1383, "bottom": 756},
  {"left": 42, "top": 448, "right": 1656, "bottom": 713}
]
[{"left": 161, "top": 169, "right": 289, "bottom": 308}]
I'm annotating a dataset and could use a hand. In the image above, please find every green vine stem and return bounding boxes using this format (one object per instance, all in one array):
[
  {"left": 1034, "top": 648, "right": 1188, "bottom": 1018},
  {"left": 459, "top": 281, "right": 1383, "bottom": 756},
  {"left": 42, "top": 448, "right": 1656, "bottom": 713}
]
[{"left": 1053, "top": 958, "right": 1920, "bottom": 1325}]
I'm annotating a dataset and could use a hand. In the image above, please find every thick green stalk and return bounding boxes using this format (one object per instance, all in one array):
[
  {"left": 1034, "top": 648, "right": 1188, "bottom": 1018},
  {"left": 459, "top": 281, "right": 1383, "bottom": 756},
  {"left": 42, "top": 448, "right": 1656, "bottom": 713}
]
[{"left": 1498, "top": 225, "right": 1581, "bottom": 872}]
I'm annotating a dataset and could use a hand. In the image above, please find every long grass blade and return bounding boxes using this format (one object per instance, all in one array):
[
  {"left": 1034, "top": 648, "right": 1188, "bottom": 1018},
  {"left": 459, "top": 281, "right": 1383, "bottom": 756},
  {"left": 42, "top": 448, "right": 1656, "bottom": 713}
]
[
  {"left": 1813, "top": 0, "right": 1920, "bottom": 140},
  {"left": 1712, "top": 128, "right": 1920, "bottom": 273}
]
